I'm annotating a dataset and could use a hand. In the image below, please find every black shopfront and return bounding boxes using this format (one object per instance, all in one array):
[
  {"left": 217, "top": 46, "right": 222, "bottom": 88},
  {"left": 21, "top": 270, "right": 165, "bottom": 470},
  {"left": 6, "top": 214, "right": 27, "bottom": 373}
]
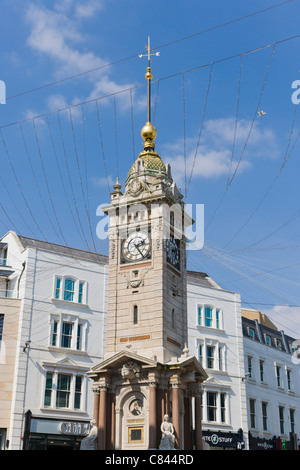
[
  {"left": 202, "top": 429, "right": 244, "bottom": 450},
  {"left": 23, "top": 411, "right": 89, "bottom": 450}
]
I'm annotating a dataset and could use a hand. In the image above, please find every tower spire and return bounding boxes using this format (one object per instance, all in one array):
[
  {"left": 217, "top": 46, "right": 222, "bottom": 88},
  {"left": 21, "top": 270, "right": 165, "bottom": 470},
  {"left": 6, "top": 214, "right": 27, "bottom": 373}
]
[{"left": 139, "top": 36, "right": 160, "bottom": 123}]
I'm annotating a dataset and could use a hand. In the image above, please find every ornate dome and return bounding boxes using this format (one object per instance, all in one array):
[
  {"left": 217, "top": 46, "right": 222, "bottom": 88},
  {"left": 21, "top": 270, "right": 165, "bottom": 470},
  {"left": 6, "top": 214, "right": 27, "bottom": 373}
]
[{"left": 126, "top": 152, "right": 167, "bottom": 185}]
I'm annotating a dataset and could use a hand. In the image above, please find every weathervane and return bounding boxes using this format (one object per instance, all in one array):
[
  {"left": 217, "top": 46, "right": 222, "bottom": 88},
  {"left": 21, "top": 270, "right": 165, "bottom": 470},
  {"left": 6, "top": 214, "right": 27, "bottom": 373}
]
[{"left": 139, "top": 36, "right": 160, "bottom": 123}]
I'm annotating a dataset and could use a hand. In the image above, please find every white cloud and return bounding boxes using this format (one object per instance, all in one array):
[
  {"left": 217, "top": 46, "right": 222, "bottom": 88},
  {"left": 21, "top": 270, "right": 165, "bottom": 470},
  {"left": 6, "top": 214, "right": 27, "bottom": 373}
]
[
  {"left": 90, "top": 175, "right": 114, "bottom": 187},
  {"left": 163, "top": 117, "right": 278, "bottom": 184},
  {"left": 24, "top": 2, "right": 138, "bottom": 112},
  {"left": 264, "top": 305, "right": 300, "bottom": 338}
]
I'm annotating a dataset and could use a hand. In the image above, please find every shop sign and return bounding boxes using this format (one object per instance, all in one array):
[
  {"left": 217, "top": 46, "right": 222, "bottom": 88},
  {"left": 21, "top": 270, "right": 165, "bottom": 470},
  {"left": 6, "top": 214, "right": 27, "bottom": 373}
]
[
  {"left": 30, "top": 417, "right": 89, "bottom": 436},
  {"left": 249, "top": 435, "right": 275, "bottom": 450},
  {"left": 60, "top": 421, "right": 90, "bottom": 436},
  {"left": 202, "top": 431, "right": 240, "bottom": 448}
]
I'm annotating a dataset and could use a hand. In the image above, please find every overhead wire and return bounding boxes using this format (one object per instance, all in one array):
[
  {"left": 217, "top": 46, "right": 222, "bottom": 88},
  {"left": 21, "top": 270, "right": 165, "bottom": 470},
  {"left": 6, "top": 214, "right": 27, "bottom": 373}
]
[
  {"left": 45, "top": 114, "right": 85, "bottom": 247},
  {"left": 186, "top": 63, "right": 214, "bottom": 196},
  {"left": 0, "top": 127, "right": 44, "bottom": 239},
  {"left": 95, "top": 99, "right": 111, "bottom": 194},
  {"left": 68, "top": 107, "right": 97, "bottom": 253},
  {"left": 227, "top": 54, "right": 243, "bottom": 188},
  {"left": 130, "top": 89, "right": 136, "bottom": 164},
  {"left": 205, "top": 44, "right": 276, "bottom": 232},
  {"left": 3, "top": 0, "right": 296, "bottom": 103},
  {"left": 57, "top": 111, "right": 91, "bottom": 251},
  {"left": 19, "top": 120, "right": 59, "bottom": 241},
  {"left": 182, "top": 72, "right": 187, "bottom": 197},
  {"left": 113, "top": 95, "right": 119, "bottom": 180},
  {"left": 223, "top": 99, "right": 299, "bottom": 248},
  {"left": 32, "top": 117, "right": 66, "bottom": 244}
]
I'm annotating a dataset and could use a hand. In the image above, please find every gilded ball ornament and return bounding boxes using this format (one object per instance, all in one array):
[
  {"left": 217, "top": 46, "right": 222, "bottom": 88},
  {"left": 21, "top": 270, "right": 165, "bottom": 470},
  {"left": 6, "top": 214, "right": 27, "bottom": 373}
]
[{"left": 141, "top": 121, "right": 157, "bottom": 141}]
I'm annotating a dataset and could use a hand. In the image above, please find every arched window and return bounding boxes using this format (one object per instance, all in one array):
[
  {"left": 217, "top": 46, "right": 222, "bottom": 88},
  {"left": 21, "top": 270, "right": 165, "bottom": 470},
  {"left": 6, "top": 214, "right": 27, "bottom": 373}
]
[
  {"left": 133, "top": 305, "right": 138, "bottom": 325},
  {"left": 171, "top": 309, "right": 175, "bottom": 329}
]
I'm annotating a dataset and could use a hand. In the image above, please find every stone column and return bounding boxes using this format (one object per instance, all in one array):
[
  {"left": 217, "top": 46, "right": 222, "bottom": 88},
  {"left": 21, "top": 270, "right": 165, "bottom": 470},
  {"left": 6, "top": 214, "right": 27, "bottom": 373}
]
[
  {"left": 93, "top": 386, "right": 100, "bottom": 427},
  {"left": 183, "top": 394, "right": 192, "bottom": 450},
  {"left": 170, "top": 375, "right": 181, "bottom": 449},
  {"left": 109, "top": 392, "right": 116, "bottom": 450},
  {"left": 194, "top": 388, "right": 202, "bottom": 450},
  {"left": 98, "top": 384, "right": 108, "bottom": 450},
  {"left": 148, "top": 374, "right": 158, "bottom": 449}
]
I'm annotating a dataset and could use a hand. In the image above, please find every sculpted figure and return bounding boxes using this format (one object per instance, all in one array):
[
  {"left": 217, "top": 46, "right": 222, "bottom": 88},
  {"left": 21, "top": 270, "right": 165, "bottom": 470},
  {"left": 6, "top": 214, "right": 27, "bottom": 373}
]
[
  {"left": 80, "top": 419, "right": 97, "bottom": 450},
  {"left": 159, "top": 414, "right": 175, "bottom": 450}
]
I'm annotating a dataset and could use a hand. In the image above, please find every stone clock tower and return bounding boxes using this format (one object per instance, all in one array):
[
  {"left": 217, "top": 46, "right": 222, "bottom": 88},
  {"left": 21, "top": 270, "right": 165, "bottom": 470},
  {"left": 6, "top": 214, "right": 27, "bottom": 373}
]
[{"left": 87, "top": 40, "right": 207, "bottom": 451}]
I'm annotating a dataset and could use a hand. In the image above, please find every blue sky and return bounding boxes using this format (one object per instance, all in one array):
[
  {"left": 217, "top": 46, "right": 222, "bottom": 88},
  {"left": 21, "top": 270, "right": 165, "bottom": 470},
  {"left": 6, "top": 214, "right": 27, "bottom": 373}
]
[{"left": 0, "top": 0, "right": 300, "bottom": 334}]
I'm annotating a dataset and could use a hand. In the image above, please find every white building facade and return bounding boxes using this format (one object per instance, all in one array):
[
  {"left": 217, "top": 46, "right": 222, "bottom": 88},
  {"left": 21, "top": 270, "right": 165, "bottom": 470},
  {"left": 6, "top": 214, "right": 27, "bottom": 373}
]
[
  {"left": 242, "top": 309, "right": 300, "bottom": 450},
  {"left": 187, "top": 271, "right": 249, "bottom": 450},
  {"left": 2, "top": 231, "right": 300, "bottom": 450},
  {"left": 0, "top": 231, "right": 108, "bottom": 450}
]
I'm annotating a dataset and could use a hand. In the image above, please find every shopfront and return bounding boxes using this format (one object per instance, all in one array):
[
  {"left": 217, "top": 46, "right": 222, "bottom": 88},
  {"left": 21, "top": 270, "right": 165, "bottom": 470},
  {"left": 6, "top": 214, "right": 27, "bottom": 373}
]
[
  {"left": 23, "top": 412, "right": 90, "bottom": 450},
  {"left": 248, "top": 433, "right": 276, "bottom": 450},
  {"left": 202, "top": 430, "right": 244, "bottom": 450}
]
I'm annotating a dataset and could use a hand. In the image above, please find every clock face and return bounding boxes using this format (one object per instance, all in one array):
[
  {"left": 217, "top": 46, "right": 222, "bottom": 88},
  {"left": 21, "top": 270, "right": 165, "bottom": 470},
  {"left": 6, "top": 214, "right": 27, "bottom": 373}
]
[
  {"left": 122, "top": 231, "right": 151, "bottom": 262},
  {"left": 166, "top": 236, "right": 180, "bottom": 270}
]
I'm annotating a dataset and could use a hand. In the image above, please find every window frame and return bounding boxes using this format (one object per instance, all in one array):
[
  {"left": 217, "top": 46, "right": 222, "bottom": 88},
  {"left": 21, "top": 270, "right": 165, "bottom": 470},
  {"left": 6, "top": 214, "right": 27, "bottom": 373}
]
[
  {"left": 249, "top": 398, "right": 256, "bottom": 429},
  {"left": 53, "top": 276, "right": 87, "bottom": 305},
  {"left": 262, "top": 402, "right": 268, "bottom": 431},
  {"left": 49, "top": 315, "right": 87, "bottom": 352},
  {"left": 43, "top": 369, "right": 85, "bottom": 411},
  {"left": 196, "top": 305, "right": 223, "bottom": 329}
]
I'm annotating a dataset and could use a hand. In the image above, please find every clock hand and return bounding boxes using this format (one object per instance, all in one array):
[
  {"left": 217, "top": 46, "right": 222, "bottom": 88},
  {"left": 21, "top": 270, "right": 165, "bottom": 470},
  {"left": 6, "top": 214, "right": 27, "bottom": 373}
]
[{"left": 135, "top": 242, "right": 144, "bottom": 256}]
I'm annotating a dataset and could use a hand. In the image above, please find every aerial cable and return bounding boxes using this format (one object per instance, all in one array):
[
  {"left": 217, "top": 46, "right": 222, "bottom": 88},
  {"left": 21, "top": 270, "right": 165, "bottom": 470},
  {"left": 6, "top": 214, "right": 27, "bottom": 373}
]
[
  {"left": 4, "top": 1, "right": 295, "bottom": 103},
  {"left": 57, "top": 111, "right": 91, "bottom": 251},
  {"left": 130, "top": 89, "right": 136, "bottom": 163},
  {"left": 95, "top": 99, "right": 111, "bottom": 194},
  {"left": 69, "top": 107, "right": 97, "bottom": 253},
  {"left": 0, "top": 200, "right": 18, "bottom": 233},
  {"left": 205, "top": 45, "right": 275, "bottom": 231},
  {"left": 0, "top": 127, "right": 45, "bottom": 240},
  {"left": 153, "top": 80, "right": 160, "bottom": 125},
  {"left": 227, "top": 44, "right": 276, "bottom": 188},
  {"left": 45, "top": 114, "right": 87, "bottom": 248},
  {"left": 227, "top": 55, "right": 243, "bottom": 187},
  {"left": 113, "top": 95, "right": 119, "bottom": 179},
  {"left": 182, "top": 73, "right": 187, "bottom": 197},
  {"left": 1, "top": 35, "right": 300, "bottom": 133},
  {"left": 223, "top": 107, "right": 299, "bottom": 248},
  {"left": 32, "top": 117, "right": 66, "bottom": 244},
  {"left": 19, "top": 120, "right": 63, "bottom": 240},
  {"left": 186, "top": 63, "right": 213, "bottom": 196},
  {"left": 81, "top": 104, "right": 90, "bottom": 210}
]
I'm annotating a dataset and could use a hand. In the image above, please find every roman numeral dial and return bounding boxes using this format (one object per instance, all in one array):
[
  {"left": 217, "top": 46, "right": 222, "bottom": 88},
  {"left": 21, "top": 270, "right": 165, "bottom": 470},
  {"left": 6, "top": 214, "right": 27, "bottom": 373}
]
[{"left": 121, "top": 231, "right": 151, "bottom": 262}]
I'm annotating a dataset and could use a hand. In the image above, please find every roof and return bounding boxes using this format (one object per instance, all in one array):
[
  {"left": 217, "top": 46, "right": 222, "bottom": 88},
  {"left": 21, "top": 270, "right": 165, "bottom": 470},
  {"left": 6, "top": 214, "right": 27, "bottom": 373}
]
[
  {"left": 187, "top": 270, "right": 221, "bottom": 289},
  {"left": 241, "top": 308, "right": 278, "bottom": 330},
  {"left": 17, "top": 235, "right": 109, "bottom": 265},
  {"left": 242, "top": 316, "right": 295, "bottom": 353}
]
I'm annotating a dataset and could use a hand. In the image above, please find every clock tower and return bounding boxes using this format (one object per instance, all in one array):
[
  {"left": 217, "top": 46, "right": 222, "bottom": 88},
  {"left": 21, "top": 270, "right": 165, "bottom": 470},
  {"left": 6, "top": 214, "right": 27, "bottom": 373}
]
[{"left": 88, "top": 39, "right": 207, "bottom": 450}]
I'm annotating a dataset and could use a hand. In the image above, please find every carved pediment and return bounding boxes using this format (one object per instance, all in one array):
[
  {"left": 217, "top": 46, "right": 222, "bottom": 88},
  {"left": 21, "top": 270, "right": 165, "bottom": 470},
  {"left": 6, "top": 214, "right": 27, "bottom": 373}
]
[{"left": 87, "top": 350, "right": 158, "bottom": 377}]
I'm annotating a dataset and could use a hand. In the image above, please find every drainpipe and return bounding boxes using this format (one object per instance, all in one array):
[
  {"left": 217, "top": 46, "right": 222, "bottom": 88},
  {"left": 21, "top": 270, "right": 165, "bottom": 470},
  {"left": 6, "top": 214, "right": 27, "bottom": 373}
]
[{"left": 17, "top": 261, "right": 26, "bottom": 298}]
